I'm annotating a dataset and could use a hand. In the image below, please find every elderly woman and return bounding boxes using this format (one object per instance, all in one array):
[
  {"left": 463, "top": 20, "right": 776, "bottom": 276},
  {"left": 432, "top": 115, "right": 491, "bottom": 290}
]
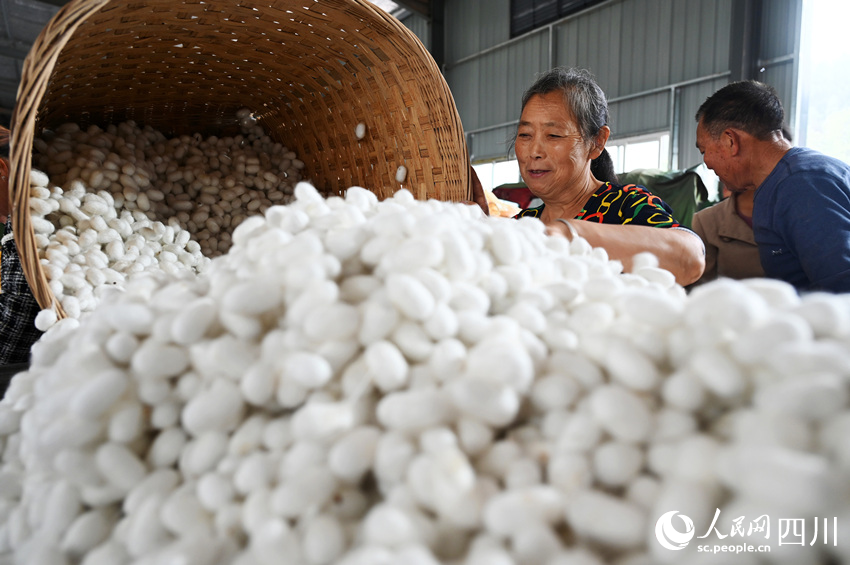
[{"left": 512, "top": 67, "right": 704, "bottom": 285}]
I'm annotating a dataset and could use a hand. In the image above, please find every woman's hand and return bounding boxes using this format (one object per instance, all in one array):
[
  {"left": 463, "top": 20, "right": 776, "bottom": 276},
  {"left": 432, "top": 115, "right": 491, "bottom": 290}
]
[
  {"left": 465, "top": 166, "right": 489, "bottom": 216},
  {"left": 547, "top": 219, "right": 706, "bottom": 286}
]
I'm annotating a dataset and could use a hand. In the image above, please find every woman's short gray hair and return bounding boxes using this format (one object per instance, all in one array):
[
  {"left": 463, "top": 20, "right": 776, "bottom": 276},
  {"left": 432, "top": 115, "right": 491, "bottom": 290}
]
[{"left": 521, "top": 67, "right": 609, "bottom": 144}]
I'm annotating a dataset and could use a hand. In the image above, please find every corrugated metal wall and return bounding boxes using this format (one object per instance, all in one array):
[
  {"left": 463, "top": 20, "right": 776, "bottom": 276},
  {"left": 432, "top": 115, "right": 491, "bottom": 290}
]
[
  {"left": 421, "top": 0, "right": 802, "bottom": 171},
  {"left": 0, "top": 0, "right": 60, "bottom": 117}
]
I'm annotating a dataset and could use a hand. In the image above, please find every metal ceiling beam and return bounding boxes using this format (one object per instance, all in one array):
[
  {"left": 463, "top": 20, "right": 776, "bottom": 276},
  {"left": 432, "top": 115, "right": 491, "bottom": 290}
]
[
  {"left": 393, "top": 0, "right": 429, "bottom": 18},
  {"left": 32, "top": 0, "right": 70, "bottom": 6}
]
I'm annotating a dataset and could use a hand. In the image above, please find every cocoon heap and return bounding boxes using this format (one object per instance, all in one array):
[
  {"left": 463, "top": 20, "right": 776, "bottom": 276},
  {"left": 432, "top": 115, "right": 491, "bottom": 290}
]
[{"left": 0, "top": 184, "right": 849, "bottom": 564}]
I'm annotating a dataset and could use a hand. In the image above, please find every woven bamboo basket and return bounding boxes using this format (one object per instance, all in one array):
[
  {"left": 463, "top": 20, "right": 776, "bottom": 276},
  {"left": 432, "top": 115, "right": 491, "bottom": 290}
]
[{"left": 9, "top": 0, "right": 470, "bottom": 315}]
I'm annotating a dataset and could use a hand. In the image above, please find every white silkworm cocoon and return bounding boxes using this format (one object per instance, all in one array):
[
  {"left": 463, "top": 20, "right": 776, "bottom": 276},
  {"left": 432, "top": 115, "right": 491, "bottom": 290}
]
[
  {"left": 30, "top": 169, "right": 50, "bottom": 187},
  {"left": 355, "top": 122, "right": 367, "bottom": 140},
  {"left": 34, "top": 308, "right": 59, "bottom": 331},
  {"left": 241, "top": 362, "right": 277, "bottom": 406},
  {"left": 754, "top": 373, "right": 848, "bottom": 421},
  {"left": 464, "top": 336, "right": 534, "bottom": 392},
  {"left": 716, "top": 445, "right": 832, "bottom": 513},
  {"left": 222, "top": 279, "right": 282, "bottom": 315},
  {"left": 147, "top": 427, "right": 187, "bottom": 468},
  {"left": 652, "top": 408, "right": 697, "bottom": 443},
  {"left": 41, "top": 480, "right": 83, "bottom": 545},
  {"left": 364, "top": 341, "right": 408, "bottom": 392},
  {"left": 171, "top": 297, "right": 217, "bottom": 345},
  {"left": 391, "top": 322, "right": 434, "bottom": 362},
  {"left": 339, "top": 275, "right": 380, "bottom": 303},
  {"left": 107, "top": 402, "right": 144, "bottom": 443},
  {"left": 490, "top": 225, "right": 523, "bottom": 266},
  {"left": 229, "top": 415, "right": 267, "bottom": 457},
  {"left": 32, "top": 216, "right": 56, "bottom": 234},
  {"left": 60, "top": 508, "right": 113, "bottom": 556},
  {"left": 104, "top": 332, "right": 138, "bottom": 364},
  {"left": 547, "top": 452, "right": 593, "bottom": 496},
  {"left": 125, "top": 496, "right": 171, "bottom": 558},
  {"left": 450, "top": 281, "right": 492, "bottom": 314},
  {"left": 270, "top": 467, "right": 337, "bottom": 518},
  {"left": 197, "top": 472, "right": 236, "bottom": 511},
  {"left": 729, "top": 313, "right": 813, "bottom": 365},
  {"left": 565, "top": 489, "right": 646, "bottom": 550},
  {"left": 423, "top": 302, "right": 459, "bottom": 340},
  {"left": 483, "top": 486, "right": 563, "bottom": 536},
  {"left": 326, "top": 226, "right": 369, "bottom": 262},
  {"left": 104, "top": 302, "right": 154, "bottom": 335},
  {"left": 670, "top": 434, "right": 721, "bottom": 483},
  {"left": 160, "top": 486, "right": 209, "bottom": 537},
  {"left": 151, "top": 400, "right": 180, "bottom": 430},
  {"left": 793, "top": 293, "right": 850, "bottom": 338},
  {"left": 386, "top": 273, "right": 435, "bottom": 321},
  {"left": 447, "top": 378, "right": 519, "bottom": 427},
  {"left": 291, "top": 401, "right": 356, "bottom": 441},
  {"left": 530, "top": 374, "right": 580, "bottom": 411},
  {"left": 69, "top": 369, "right": 127, "bottom": 418},
  {"left": 282, "top": 352, "right": 333, "bottom": 389},
  {"left": 303, "top": 514, "right": 346, "bottom": 564},
  {"left": 363, "top": 504, "right": 421, "bottom": 547},
  {"left": 251, "top": 519, "right": 303, "bottom": 565},
  {"left": 689, "top": 348, "right": 746, "bottom": 399},
  {"left": 130, "top": 341, "right": 189, "bottom": 379},
  {"left": 380, "top": 237, "right": 444, "bottom": 272},
  {"left": 179, "top": 432, "right": 228, "bottom": 478},
  {"left": 567, "top": 301, "right": 615, "bottom": 334},
  {"left": 303, "top": 302, "right": 360, "bottom": 341},
  {"left": 634, "top": 265, "right": 676, "bottom": 288},
  {"left": 182, "top": 381, "right": 245, "bottom": 436},
  {"left": 555, "top": 412, "right": 603, "bottom": 452},
  {"left": 276, "top": 379, "right": 308, "bottom": 409},
  {"left": 589, "top": 385, "right": 653, "bottom": 443},
  {"left": 600, "top": 339, "right": 659, "bottom": 392},
  {"left": 660, "top": 370, "right": 705, "bottom": 412},
  {"left": 376, "top": 389, "right": 455, "bottom": 431},
  {"left": 358, "top": 299, "right": 400, "bottom": 345},
  {"left": 592, "top": 442, "right": 643, "bottom": 487},
  {"left": 95, "top": 443, "right": 147, "bottom": 491},
  {"left": 427, "top": 338, "right": 466, "bottom": 382},
  {"left": 504, "top": 457, "right": 542, "bottom": 489},
  {"left": 456, "top": 417, "right": 494, "bottom": 456},
  {"left": 328, "top": 426, "right": 381, "bottom": 484},
  {"left": 373, "top": 431, "right": 415, "bottom": 486},
  {"left": 395, "top": 166, "right": 408, "bottom": 183},
  {"left": 233, "top": 453, "right": 273, "bottom": 495}
]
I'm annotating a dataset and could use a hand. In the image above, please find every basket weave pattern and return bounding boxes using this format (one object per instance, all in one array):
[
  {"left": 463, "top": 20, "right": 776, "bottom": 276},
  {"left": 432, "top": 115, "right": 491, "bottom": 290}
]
[{"left": 11, "top": 0, "right": 469, "bottom": 314}]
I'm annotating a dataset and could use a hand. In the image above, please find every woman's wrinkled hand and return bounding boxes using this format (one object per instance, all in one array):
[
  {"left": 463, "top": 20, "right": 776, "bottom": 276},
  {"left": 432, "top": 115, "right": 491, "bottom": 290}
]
[{"left": 464, "top": 165, "right": 489, "bottom": 216}]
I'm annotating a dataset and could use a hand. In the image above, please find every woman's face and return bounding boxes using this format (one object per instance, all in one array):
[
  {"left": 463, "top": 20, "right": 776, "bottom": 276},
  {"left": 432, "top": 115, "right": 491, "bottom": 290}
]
[{"left": 515, "top": 91, "right": 600, "bottom": 201}]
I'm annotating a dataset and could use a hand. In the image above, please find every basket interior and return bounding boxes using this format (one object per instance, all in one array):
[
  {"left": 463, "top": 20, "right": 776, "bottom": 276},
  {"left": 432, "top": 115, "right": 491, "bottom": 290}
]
[{"left": 22, "top": 0, "right": 468, "bottom": 201}]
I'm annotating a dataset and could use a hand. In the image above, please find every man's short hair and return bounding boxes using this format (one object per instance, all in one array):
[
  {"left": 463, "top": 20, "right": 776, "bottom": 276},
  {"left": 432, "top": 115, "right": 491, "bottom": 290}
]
[{"left": 696, "top": 80, "right": 785, "bottom": 140}]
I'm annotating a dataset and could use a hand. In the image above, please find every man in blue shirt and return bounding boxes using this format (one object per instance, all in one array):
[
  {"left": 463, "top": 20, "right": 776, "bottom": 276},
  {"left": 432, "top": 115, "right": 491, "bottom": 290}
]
[{"left": 695, "top": 81, "right": 850, "bottom": 292}]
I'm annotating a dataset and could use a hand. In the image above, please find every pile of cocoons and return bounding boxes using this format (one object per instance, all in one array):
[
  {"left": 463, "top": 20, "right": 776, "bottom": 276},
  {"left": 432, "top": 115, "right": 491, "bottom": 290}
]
[
  {"left": 1, "top": 182, "right": 850, "bottom": 565},
  {"left": 26, "top": 112, "right": 306, "bottom": 324}
]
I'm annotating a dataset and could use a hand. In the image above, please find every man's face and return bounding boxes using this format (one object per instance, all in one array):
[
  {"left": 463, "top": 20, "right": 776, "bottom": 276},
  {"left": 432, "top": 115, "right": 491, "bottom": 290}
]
[{"left": 696, "top": 120, "right": 738, "bottom": 190}]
